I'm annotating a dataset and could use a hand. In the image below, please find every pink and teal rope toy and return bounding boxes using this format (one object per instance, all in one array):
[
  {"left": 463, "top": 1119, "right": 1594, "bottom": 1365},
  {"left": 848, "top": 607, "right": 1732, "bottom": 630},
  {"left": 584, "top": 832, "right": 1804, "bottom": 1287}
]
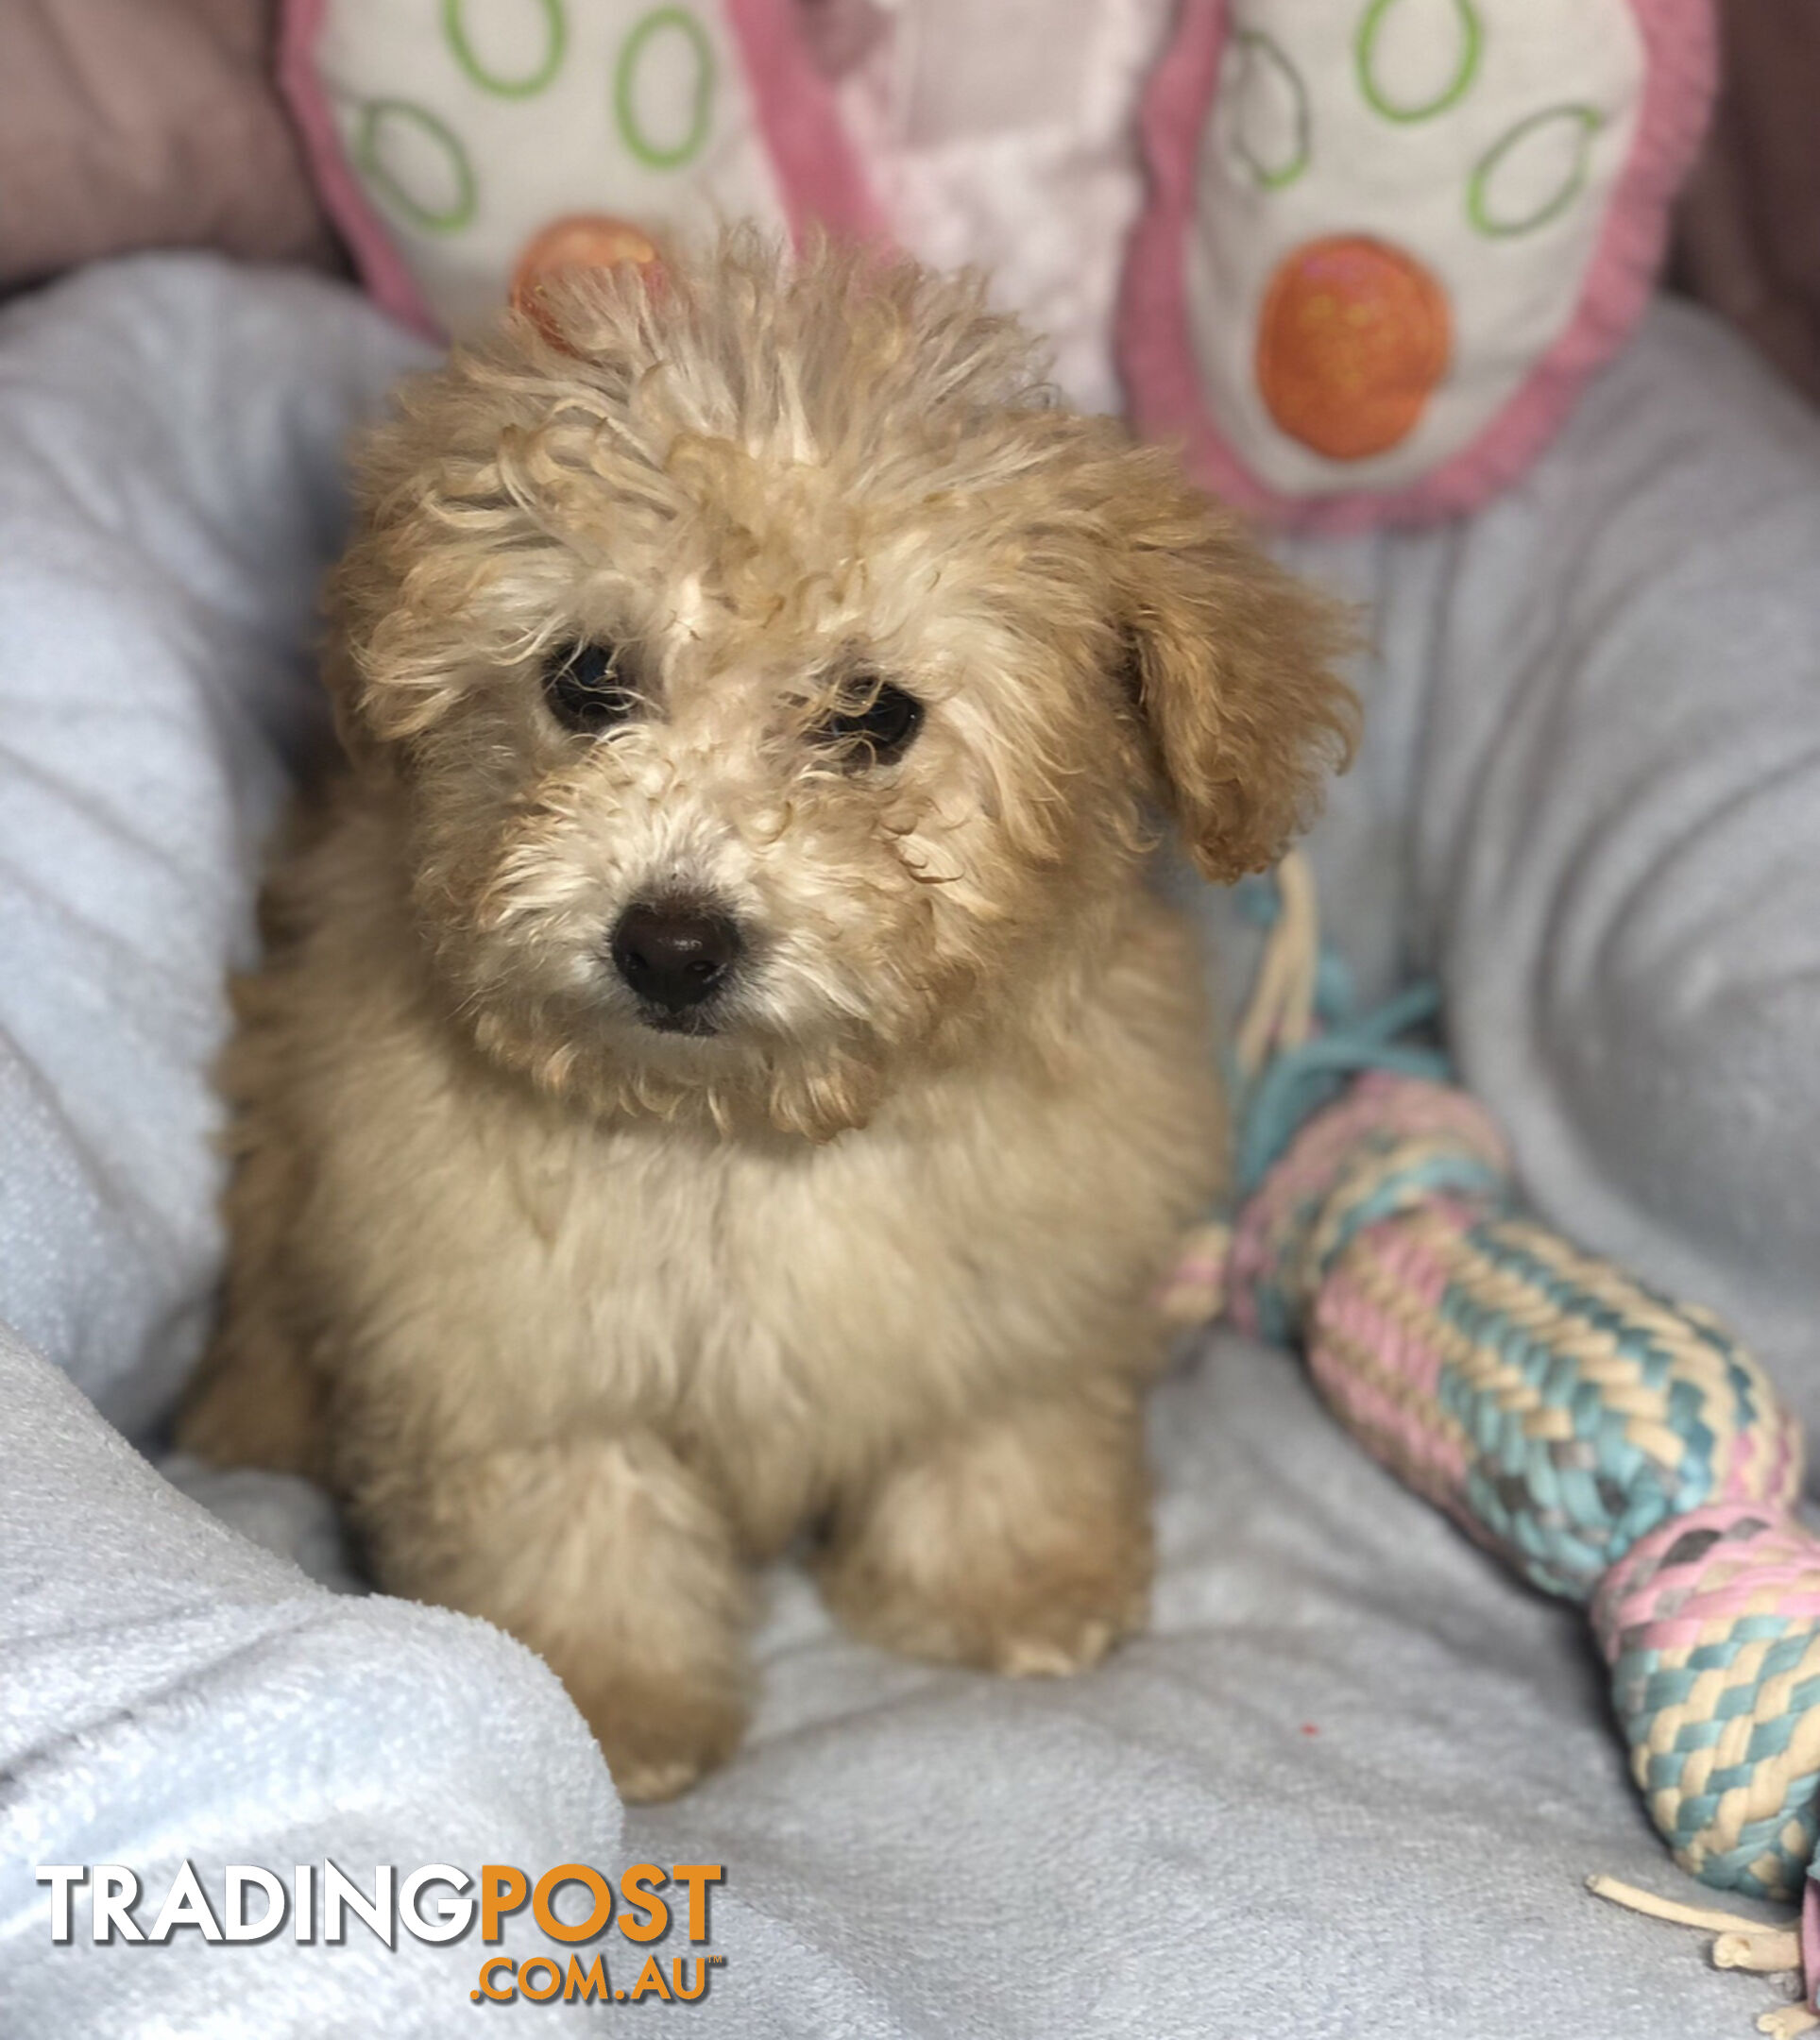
[{"left": 1172, "top": 853, "right": 1820, "bottom": 2028}]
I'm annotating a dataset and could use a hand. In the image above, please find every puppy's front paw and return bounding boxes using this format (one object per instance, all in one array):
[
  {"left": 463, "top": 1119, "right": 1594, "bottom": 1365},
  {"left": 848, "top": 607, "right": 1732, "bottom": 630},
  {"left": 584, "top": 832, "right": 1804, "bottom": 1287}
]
[
  {"left": 579, "top": 1676, "right": 748, "bottom": 1804},
  {"left": 356, "top": 1436, "right": 756, "bottom": 1804},
  {"left": 818, "top": 1397, "right": 1155, "bottom": 1677},
  {"left": 983, "top": 1586, "right": 1149, "bottom": 1680},
  {"left": 825, "top": 1533, "right": 1150, "bottom": 1677}
]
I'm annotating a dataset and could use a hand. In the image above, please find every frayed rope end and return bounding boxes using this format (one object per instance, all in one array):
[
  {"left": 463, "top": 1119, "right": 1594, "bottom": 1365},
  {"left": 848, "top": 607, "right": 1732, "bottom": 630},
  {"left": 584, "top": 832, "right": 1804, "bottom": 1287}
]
[{"left": 1587, "top": 1874, "right": 1818, "bottom": 2035}]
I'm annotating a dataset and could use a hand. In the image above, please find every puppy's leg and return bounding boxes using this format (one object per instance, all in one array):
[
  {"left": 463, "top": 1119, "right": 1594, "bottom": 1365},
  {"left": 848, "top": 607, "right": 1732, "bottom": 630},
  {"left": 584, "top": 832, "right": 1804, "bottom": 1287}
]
[
  {"left": 177, "top": 1054, "right": 331, "bottom": 1481},
  {"left": 818, "top": 1391, "right": 1153, "bottom": 1676},
  {"left": 359, "top": 1435, "right": 752, "bottom": 1802},
  {"left": 178, "top": 1324, "right": 329, "bottom": 1482}
]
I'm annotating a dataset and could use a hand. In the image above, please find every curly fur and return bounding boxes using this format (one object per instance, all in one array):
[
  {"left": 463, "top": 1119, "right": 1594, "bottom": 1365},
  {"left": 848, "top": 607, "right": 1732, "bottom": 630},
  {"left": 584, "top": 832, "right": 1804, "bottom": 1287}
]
[{"left": 179, "top": 233, "right": 1356, "bottom": 1800}]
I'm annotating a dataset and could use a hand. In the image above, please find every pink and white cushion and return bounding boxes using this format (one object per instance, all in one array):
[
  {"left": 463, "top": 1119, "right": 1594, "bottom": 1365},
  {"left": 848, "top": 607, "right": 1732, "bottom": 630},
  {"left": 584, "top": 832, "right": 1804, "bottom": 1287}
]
[
  {"left": 1117, "top": 0, "right": 1717, "bottom": 530},
  {"left": 281, "top": 0, "right": 881, "bottom": 335}
]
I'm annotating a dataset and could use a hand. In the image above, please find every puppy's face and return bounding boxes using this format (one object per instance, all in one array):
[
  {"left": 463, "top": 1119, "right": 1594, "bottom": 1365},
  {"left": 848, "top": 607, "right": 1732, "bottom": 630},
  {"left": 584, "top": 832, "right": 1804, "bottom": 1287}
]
[{"left": 331, "top": 240, "right": 1355, "bottom": 1138}]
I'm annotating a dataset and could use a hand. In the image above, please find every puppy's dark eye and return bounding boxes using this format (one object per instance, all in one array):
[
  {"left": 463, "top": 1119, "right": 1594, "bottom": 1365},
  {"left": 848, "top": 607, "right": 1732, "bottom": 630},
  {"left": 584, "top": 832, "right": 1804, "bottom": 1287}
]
[
  {"left": 543, "top": 641, "right": 637, "bottom": 734},
  {"left": 818, "top": 678, "right": 923, "bottom": 764}
]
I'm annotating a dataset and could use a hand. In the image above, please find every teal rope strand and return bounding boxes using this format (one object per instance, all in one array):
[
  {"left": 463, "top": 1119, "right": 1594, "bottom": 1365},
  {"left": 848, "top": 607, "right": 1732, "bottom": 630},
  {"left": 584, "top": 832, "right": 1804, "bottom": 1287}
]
[{"left": 1237, "top": 979, "right": 1450, "bottom": 1193}]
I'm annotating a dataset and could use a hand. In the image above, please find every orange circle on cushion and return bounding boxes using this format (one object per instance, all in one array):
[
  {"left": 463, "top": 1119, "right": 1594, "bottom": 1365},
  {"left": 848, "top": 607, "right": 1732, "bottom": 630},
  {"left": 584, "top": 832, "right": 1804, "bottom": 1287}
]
[
  {"left": 511, "top": 214, "right": 662, "bottom": 346},
  {"left": 1255, "top": 235, "right": 1452, "bottom": 462}
]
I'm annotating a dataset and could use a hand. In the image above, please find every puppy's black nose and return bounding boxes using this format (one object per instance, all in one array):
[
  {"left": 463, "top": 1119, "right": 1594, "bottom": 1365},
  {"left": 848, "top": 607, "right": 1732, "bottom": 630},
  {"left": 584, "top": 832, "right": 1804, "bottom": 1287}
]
[{"left": 611, "top": 902, "right": 741, "bottom": 1012}]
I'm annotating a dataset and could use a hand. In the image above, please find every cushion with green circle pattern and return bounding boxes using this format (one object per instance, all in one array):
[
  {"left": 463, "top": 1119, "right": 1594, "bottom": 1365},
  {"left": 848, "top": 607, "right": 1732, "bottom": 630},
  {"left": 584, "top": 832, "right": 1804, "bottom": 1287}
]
[{"left": 281, "top": 0, "right": 881, "bottom": 334}]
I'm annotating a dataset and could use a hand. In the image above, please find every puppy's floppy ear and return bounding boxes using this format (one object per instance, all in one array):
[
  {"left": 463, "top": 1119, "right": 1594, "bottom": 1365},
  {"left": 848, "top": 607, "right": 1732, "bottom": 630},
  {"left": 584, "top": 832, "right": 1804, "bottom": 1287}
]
[{"left": 1112, "top": 461, "right": 1358, "bottom": 883}]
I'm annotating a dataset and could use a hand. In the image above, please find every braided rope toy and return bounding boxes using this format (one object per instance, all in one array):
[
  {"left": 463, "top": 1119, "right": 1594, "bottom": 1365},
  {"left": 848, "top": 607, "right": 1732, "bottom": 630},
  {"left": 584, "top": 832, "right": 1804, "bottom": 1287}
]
[{"left": 1176, "top": 853, "right": 1820, "bottom": 2033}]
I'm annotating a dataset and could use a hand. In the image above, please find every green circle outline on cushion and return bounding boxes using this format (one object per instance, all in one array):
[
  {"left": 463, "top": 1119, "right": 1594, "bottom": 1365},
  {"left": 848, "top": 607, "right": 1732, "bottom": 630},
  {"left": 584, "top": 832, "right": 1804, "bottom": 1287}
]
[
  {"left": 1231, "top": 28, "right": 1311, "bottom": 190},
  {"left": 1467, "top": 104, "right": 1605, "bottom": 237},
  {"left": 354, "top": 98, "right": 478, "bottom": 233},
  {"left": 443, "top": 0, "right": 568, "bottom": 99},
  {"left": 1356, "top": 0, "right": 1482, "bottom": 124},
  {"left": 614, "top": 7, "right": 715, "bottom": 171}
]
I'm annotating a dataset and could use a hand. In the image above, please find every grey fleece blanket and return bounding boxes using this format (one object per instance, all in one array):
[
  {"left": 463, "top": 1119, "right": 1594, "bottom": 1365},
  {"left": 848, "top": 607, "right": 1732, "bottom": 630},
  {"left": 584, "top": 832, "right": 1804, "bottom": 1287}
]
[{"left": 3, "top": 253, "right": 1819, "bottom": 2037}]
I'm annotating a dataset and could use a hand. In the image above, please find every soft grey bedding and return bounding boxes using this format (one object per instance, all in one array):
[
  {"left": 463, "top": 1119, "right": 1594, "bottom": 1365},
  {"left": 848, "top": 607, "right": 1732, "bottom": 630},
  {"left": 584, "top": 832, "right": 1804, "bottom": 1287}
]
[{"left": 3, "top": 253, "right": 1819, "bottom": 2037}]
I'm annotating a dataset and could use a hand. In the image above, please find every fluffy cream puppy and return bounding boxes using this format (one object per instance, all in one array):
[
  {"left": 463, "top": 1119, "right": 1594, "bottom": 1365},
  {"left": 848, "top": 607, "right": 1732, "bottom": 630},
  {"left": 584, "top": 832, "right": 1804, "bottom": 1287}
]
[{"left": 179, "top": 234, "right": 1355, "bottom": 1800}]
